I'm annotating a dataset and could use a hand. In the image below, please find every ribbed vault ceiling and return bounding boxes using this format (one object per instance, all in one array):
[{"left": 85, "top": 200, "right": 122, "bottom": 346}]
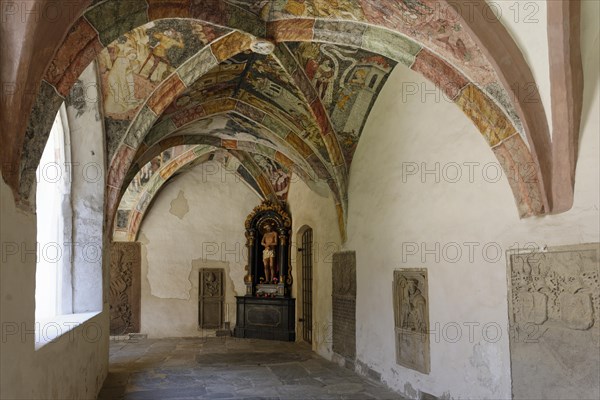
[{"left": 5, "top": 0, "right": 582, "bottom": 240}]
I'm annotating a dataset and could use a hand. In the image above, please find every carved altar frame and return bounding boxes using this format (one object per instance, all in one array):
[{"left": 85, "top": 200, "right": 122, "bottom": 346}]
[{"left": 243, "top": 201, "right": 293, "bottom": 297}]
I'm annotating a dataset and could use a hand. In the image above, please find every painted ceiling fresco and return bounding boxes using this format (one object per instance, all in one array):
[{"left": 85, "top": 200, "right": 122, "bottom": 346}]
[
  {"left": 111, "top": 33, "right": 403, "bottom": 239},
  {"left": 139, "top": 41, "right": 396, "bottom": 171},
  {"left": 13, "top": 0, "right": 554, "bottom": 241},
  {"left": 97, "top": 19, "right": 231, "bottom": 155},
  {"left": 113, "top": 144, "right": 289, "bottom": 240},
  {"left": 290, "top": 42, "right": 396, "bottom": 163}
]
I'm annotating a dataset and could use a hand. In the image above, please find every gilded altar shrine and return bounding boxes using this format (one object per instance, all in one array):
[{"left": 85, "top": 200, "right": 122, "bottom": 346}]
[{"left": 234, "top": 201, "right": 295, "bottom": 341}]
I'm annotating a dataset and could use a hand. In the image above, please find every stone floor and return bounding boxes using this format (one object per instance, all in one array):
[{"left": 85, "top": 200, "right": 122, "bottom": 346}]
[{"left": 98, "top": 337, "right": 405, "bottom": 400}]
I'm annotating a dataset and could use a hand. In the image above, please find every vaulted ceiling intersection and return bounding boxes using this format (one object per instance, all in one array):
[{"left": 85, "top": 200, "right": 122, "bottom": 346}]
[{"left": 3, "top": 0, "right": 580, "bottom": 240}]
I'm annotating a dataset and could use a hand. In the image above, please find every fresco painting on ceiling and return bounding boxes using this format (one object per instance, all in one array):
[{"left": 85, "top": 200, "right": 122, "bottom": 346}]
[
  {"left": 260, "top": 0, "right": 498, "bottom": 87},
  {"left": 114, "top": 148, "right": 227, "bottom": 240},
  {"left": 66, "top": 79, "right": 102, "bottom": 121},
  {"left": 291, "top": 42, "right": 396, "bottom": 163},
  {"left": 169, "top": 116, "right": 230, "bottom": 138},
  {"left": 98, "top": 1, "right": 520, "bottom": 227},
  {"left": 3, "top": 0, "right": 553, "bottom": 248},
  {"left": 225, "top": 0, "right": 271, "bottom": 17},
  {"left": 238, "top": 88, "right": 327, "bottom": 160},
  {"left": 207, "top": 150, "right": 263, "bottom": 196},
  {"left": 135, "top": 44, "right": 332, "bottom": 172},
  {"left": 160, "top": 52, "right": 252, "bottom": 119},
  {"left": 227, "top": 116, "right": 286, "bottom": 153},
  {"left": 165, "top": 127, "right": 313, "bottom": 184},
  {"left": 233, "top": 115, "right": 321, "bottom": 177},
  {"left": 115, "top": 210, "right": 131, "bottom": 232},
  {"left": 259, "top": 0, "right": 365, "bottom": 20},
  {"left": 236, "top": 164, "right": 264, "bottom": 196},
  {"left": 237, "top": 92, "right": 288, "bottom": 127},
  {"left": 252, "top": 153, "right": 291, "bottom": 200},
  {"left": 162, "top": 116, "right": 310, "bottom": 179},
  {"left": 156, "top": 115, "right": 228, "bottom": 146},
  {"left": 115, "top": 144, "right": 196, "bottom": 230},
  {"left": 128, "top": 117, "right": 292, "bottom": 203},
  {"left": 99, "top": 20, "right": 220, "bottom": 120},
  {"left": 230, "top": 0, "right": 511, "bottom": 125},
  {"left": 175, "top": 115, "right": 279, "bottom": 151},
  {"left": 358, "top": 0, "right": 495, "bottom": 86},
  {"left": 239, "top": 55, "right": 325, "bottom": 149},
  {"left": 250, "top": 55, "right": 296, "bottom": 87}
]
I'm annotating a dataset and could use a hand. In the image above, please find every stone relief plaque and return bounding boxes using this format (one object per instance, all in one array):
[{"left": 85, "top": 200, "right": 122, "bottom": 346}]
[
  {"left": 199, "top": 268, "right": 224, "bottom": 329},
  {"left": 109, "top": 242, "right": 141, "bottom": 335},
  {"left": 332, "top": 251, "right": 357, "bottom": 361},
  {"left": 507, "top": 243, "right": 600, "bottom": 400},
  {"left": 393, "top": 268, "right": 430, "bottom": 374}
]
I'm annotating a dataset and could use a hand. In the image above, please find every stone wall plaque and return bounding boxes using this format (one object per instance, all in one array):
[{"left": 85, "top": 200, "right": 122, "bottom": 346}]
[
  {"left": 332, "top": 251, "right": 357, "bottom": 361},
  {"left": 507, "top": 243, "right": 600, "bottom": 399},
  {"left": 109, "top": 242, "right": 141, "bottom": 335},
  {"left": 199, "top": 268, "right": 224, "bottom": 329},
  {"left": 393, "top": 268, "right": 430, "bottom": 374}
]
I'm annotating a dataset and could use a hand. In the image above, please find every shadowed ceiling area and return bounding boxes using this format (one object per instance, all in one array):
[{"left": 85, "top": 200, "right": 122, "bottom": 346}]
[{"left": 1, "top": 0, "right": 584, "bottom": 239}]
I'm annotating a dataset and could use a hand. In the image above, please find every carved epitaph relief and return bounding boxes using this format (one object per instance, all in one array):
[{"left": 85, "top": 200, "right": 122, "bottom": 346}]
[
  {"left": 199, "top": 268, "right": 224, "bottom": 329},
  {"left": 507, "top": 244, "right": 600, "bottom": 400},
  {"left": 332, "top": 251, "right": 357, "bottom": 360},
  {"left": 109, "top": 242, "right": 141, "bottom": 335},
  {"left": 393, "top": 269, "right": 430, "bottom": 374}
]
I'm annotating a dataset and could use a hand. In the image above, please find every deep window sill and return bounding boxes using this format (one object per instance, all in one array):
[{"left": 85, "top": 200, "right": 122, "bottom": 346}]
[{"left": 35, "top": 311, "right": 101, "bottom": 350}]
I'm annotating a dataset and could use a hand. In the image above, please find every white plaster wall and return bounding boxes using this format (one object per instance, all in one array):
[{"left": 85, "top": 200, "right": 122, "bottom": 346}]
[
  {"left": 138, "top": 161, "right": 260, "bottom": 337},
  {"left": 342, "top": 5, "right": 599, "bottom": 398},
  {"left": 66, "top": 61, "right": 105, "bottom": 314},
  {"left": 35, "top": 107, "right": 69, "bottom": 320},
  {"left": 0, "top": 61, "right": 109, "bottom": 399},
  {"left": 580, "top": 0, "right": 600, "bottom": 133},
  {"left": 138, "top": 157, "right": 344, "bottom": 344},
  {"left": 494, "top": 0, "right": 552, "bottom": 133},
  {"left": 287, "top": 177, "right": 342, "bottom": 358},
  {"left": 1, "top": 178, "right": 109, "bottom": 399}
]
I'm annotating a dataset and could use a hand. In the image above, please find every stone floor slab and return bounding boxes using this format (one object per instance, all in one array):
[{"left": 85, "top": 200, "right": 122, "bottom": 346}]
[{"left": 97, "top": 337, "right": 405, "bottom": 400}]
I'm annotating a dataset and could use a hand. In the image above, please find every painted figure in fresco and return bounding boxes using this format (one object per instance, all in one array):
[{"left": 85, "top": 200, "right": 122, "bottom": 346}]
[
  {"left": 135, "top": 158, "right": 161, "bottom": 190},
  {"left": 313, "top": 0, "right": 356, "bottom": 18},
  {"left": 139, "top": 28, "right": 184, "bottom": 82},
  {"left": 314, "top": 59, "right": 335, "bottom": 100},
  {"left": 437, "top": 36, "right": 468, "bottom": 60},
  {"left": 401, "top": 279, "right": 427, "bottom": 333},
  {"left": 272, "top": 169, "right": 290, "bottom": 197},
  {"left": 284, "top": 0, "right": 307, "bottom": 16},
  {"left": 103, "top": 44, "right": 140, "bottom": 115},
  {"left": 304, "top": 57, "right": 319, "bottom": 81},
  {"left": 261, "top": 223, "right": 278, "bottom": 283}
]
